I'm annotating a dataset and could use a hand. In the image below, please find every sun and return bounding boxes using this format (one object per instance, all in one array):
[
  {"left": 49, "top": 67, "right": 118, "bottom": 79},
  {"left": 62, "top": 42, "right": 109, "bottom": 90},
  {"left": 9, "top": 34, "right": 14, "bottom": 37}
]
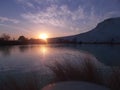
[{"left": 39, "top": 33, "right": 48, "bottom": 40}]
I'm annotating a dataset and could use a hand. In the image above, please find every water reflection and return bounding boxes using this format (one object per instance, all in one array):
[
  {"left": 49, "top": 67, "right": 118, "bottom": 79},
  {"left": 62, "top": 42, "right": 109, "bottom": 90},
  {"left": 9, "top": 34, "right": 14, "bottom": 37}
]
[
  {"left": 0, "top": 44, "right": 120, "bottom": 67},
  {"left": 40, "top": 46, "right": 48, "bottom": 56},
  {"left": 0, "top": 46, "right": 13, "bottom": 56},
  {"left": 39, "top": 46, "right": 49, "bottom": 64},
  {"left": 19, "top": 45, "right": 30, "bottom": 53},
  {"left": 0, "top": 45, "right": 104, "bottom": 72},
  {"left": 0, "top": 44, "right": 119, "bottom": 90}
]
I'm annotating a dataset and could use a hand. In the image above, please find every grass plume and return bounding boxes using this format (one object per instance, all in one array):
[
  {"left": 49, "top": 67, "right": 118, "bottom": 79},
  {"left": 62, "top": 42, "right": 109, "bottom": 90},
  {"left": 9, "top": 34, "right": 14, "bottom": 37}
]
[{"left": 47, "top": 58, "right": 103, "bottom": 85}]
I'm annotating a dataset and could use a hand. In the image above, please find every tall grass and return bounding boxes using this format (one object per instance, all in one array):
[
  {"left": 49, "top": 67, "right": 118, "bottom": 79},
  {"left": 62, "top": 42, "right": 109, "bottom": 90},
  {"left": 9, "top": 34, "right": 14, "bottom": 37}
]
[
  {"left": 0, "top": 58, "right": 120, "bottom": 90},
  {"left": 47, "top": 57, "right": 120, "bottom": 90},
  {"left": 107, "top": 68, "right": 120, "bottom": 90},
  {"left": 47, "top": 58, "right": 103, "bottom": 85},
  {"left": 0, "top": 74, "right": 40, "bottom": 90}
]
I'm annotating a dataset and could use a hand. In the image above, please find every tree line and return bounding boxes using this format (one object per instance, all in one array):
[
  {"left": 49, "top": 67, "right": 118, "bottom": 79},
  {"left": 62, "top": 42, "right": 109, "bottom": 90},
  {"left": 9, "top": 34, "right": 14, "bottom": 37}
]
[
  {"left": 0, "top": 33, "right": 48, "bottom": 45},
  {"left": 0, "top": 33, "right": 28, "bottom": 41}
]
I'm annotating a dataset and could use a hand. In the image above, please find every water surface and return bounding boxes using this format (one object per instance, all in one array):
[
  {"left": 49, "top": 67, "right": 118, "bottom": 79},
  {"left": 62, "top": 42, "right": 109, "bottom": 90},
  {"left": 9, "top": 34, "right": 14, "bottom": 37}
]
[
  {"left": 0, "top": 44, "right": 120, "bottom": 73},
  {"left": 0, "top": 44, "right": 120, "bottom": 89}
]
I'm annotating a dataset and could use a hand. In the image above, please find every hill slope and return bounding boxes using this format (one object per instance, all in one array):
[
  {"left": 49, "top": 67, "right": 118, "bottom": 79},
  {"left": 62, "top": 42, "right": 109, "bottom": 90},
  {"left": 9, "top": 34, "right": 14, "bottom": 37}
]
[{"left": 64, "top": 17, "right": 120, "bottom": 43}]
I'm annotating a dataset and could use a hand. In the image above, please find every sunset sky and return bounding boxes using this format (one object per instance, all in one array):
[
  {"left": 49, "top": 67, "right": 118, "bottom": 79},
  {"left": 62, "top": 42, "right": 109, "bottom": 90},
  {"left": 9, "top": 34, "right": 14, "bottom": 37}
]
[{"left": 0, "top": 0, "right": 120, "bottom": 39}]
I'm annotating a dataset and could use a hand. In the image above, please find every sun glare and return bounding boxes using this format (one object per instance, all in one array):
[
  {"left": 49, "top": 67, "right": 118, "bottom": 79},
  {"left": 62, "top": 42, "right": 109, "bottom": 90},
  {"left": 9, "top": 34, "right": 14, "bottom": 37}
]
[{"left": 39, "top": 33, "right": 48, "bottom": 40}]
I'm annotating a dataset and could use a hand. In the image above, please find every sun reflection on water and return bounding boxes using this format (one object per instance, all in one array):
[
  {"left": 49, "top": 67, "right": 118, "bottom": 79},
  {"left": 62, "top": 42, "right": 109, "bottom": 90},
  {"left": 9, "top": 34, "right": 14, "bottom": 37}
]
[{"left": 40, "top": 45, "right": 48, "bottom": 57}]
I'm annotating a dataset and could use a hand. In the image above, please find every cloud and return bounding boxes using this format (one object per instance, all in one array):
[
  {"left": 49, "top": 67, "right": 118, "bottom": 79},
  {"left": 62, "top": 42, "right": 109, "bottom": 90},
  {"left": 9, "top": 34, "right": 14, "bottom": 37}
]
[
  {"left": 0, "top": 16, "right": 19, "bottom": 24},
  {"left": 34, "top": 0, "right": 58, "bottom": 3},
  {"left": 26, "top": 2, "right": 34, "bottom": 8},
  {"left": 18, "top": 0, "right": 120, "bottom": 34},
  {"left": 15, "top": 0, "right": 58, "bottom": 9},
  {"left": 15, "top": 0, "right": 35, "bottom": 8},
  {"left": 21, "top": 4, "right": 101, "bottom": 33},
  {"left": 22, "top": 5, "right": 85, "bottom": 27}
]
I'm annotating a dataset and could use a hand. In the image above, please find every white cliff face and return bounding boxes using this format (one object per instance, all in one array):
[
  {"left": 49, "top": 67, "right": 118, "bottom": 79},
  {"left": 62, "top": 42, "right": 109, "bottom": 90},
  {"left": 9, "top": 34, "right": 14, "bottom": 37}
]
[{"left": 64, "top": 17, "right": 120, "bottom": 42}]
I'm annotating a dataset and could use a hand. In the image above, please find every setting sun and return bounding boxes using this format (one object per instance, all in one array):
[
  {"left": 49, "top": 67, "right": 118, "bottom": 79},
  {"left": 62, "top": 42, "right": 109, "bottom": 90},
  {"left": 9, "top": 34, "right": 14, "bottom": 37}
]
[{"left": 39, "top": 33, "right": 48, "bottom": 40}]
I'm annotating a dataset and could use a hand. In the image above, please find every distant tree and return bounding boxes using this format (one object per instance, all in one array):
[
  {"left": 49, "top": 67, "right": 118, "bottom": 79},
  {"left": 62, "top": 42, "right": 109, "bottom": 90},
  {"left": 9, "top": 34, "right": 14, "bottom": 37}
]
[
  {"left": 0, "top": 38, "right": 4, "bottom": 41},
  {"left": 12, "top": 37, "right": 15, "bottom": 41},
  {"left": 1, "top": 33, "right": 11, "bottom": 41},
  {"left": 18, "top": 36, "right": 27, "bottom": 41}
]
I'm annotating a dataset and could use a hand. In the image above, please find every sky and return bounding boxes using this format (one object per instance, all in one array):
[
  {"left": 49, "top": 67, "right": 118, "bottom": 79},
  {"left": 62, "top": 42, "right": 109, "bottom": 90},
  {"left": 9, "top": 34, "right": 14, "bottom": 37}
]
[{"left": 0, "top": 0, "right": 120, "bottom": 39}]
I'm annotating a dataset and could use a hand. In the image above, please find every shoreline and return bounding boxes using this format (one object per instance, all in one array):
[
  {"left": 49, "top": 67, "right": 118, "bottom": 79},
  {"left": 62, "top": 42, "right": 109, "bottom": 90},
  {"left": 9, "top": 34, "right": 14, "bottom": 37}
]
[{"left": 1, "top": 40, "right": 120, "bottom": 46}]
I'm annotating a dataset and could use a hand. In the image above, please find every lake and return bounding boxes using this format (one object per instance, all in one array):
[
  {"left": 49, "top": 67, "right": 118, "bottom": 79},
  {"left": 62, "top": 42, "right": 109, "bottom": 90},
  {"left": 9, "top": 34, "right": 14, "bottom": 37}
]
[{"left": 0, "top": 44, "right": 120, "bottom": 89}]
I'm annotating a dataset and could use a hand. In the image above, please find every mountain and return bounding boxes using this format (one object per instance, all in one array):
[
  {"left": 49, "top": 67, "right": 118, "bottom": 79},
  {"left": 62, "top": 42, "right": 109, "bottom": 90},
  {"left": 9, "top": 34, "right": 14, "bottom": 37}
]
[{"left": 63, "top": 17, "right": 120, "bottom": 43}]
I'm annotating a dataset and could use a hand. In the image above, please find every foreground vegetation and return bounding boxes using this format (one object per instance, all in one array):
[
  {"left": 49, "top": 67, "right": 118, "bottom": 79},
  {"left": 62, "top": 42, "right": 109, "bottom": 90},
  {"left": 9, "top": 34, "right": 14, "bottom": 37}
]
[
  {"left": 48, "top": 60, "right": 120, "bottom": 90},
  {"left": 0, "top": 59, "right": 120, "bottom": 90}
]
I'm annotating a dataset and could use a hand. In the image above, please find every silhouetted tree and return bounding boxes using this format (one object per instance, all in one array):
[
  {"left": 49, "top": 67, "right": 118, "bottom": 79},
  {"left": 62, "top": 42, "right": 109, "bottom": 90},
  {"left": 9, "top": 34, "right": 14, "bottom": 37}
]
[
  {"left": 1, "top": 33, "right": 11, "bottom": 41},
  {"left": 0, "top": 38, "right": 4, "bottom": 41},
  {"left": 18, "top": 36, "right": 27, "bottom": 41}
]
